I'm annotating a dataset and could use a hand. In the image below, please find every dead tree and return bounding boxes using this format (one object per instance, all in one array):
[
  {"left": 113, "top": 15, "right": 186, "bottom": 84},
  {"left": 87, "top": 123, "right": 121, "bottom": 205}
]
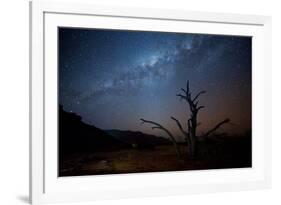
[
  {"left": 176, "top": 81, "right": 229, "bottom": 158},
  {"left": 141, "top": 80, "right": 230, "bottom": 159}
]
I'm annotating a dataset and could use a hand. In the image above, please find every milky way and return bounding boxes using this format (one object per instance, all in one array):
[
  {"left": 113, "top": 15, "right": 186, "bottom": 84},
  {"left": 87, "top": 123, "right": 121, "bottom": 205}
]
[{"left": 59, "top": 28, "right": 251, "bottom": 139}]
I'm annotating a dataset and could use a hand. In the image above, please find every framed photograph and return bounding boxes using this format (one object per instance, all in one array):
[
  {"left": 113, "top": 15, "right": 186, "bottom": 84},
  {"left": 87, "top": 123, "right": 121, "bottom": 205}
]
[{"left": 30, "top": 1, "right": 271, "bottom": 204}]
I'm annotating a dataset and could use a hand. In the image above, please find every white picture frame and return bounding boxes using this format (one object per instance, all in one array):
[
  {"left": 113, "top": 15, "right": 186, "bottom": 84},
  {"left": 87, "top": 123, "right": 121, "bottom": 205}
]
[{"left": 30, "top": 1, "right": 272, "bottom": 204}]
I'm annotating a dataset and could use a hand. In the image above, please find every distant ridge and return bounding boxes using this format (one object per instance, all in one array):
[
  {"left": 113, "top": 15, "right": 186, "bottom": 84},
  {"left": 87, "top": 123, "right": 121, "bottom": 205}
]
[
  {"left": 106, "top": 129, "right": 170, "bottom": 146},
  {"left": 59, "top": 105, "right": 171, "bottom": 157}
]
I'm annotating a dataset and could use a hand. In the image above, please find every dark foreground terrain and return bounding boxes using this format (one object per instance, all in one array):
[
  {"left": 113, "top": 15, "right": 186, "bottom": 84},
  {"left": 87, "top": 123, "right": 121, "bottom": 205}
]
[
  {"left": 59, "top": 136, "right": 251, "bottom": 176},
  {"left": 59, "top": 106, "right": 251, "bottom": 177}
]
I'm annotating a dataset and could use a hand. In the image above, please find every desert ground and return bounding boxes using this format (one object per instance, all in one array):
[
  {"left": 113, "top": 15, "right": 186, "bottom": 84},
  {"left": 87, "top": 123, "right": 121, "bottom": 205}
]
[{"left": 59, "top": 135, "right": 251, "bottom": 176}]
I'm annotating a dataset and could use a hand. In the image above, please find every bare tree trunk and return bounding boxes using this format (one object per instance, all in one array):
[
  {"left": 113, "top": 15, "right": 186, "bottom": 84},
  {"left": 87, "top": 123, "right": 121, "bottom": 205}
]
[
  {"left": 186, "top": 120, "right": 192, "bottom": 157},
  {"left": 176, "top": 81, "right": 205, "bottom": 158}
]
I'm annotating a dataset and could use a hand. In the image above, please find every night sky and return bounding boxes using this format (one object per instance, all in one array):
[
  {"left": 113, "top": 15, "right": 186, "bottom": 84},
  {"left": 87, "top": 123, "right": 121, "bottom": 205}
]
[{"left": 59, "top": 27, "right": 251, "bottom": 139}]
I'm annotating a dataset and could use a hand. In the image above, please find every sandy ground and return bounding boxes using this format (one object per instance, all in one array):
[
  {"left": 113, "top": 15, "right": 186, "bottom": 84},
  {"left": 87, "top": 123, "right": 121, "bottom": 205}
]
[{"left": 59, "top": 142, "right": 251, "bottom": 176}]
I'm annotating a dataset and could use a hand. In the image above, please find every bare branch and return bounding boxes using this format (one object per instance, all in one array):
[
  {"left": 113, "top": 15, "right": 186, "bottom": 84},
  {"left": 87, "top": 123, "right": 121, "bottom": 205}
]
[
  {"left": 151, "top": 126, "right": 159, "bottom": 129},
  {"left": 181, "top": 88, "right": 187, "bottom": 94},
  {"left": 176, "top": 94, "right": 186, "bottom": 101},
  {"left": 140, "top": 119, "right": 175, "bottom": 141},
  {"left": 203, "top": 118, "right": 230, "bottom": 137},
  {"left": 192, "top": 91, "right": 206, "bottom": 102},
  {"left": 171, "top": 116, "right": 188, "bottom": 136},
  {"left": 197, "top": 106, "right": 205, "bottom": 111},
  {"left": 140, "top": 118, "right": 181, "bottom": 158}
]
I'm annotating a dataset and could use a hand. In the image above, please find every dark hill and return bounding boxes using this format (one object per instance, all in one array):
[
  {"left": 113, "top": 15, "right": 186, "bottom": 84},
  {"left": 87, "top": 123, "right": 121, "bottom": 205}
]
[
  {"left": 106, "top": 130, "right": 170, "bottom": 147},
  {"left": 59, "top": 105, "right": 129, "bottom": 157}
]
